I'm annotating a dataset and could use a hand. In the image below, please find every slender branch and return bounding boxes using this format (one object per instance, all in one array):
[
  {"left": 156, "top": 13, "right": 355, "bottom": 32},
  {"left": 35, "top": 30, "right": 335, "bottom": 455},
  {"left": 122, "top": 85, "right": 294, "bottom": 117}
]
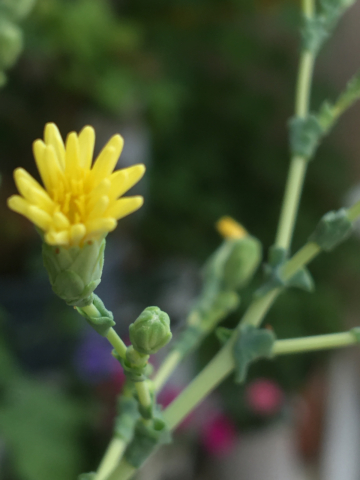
[
  {"left": 106, "top": 328, "right": 127, "bottom": 359},
  {"left": 274, "top": 0, "right": 315, "bottom": 250},
  {"left": 163, "top": 338, "right": 235, "bottom": 430},
  {"left": 273, "top": 331, "right": 359, "bottom": 355},
  {"left": 135, "top": 381, "right": 152, "bottom": 408},
  {"left": 153, "top": 350, "right": 182, "bottom": 392},
  {"left": 240, "top": 289, "right": 280, "bottom": 327},
  {"left": 281, "top": 241, "right": 320, "bottom": 280},
  {"left": 108, "top": 459, "right": 136, "bottom": 480},
  {"left": 95, "top": 437, "right": 127, "bottom": 480}
]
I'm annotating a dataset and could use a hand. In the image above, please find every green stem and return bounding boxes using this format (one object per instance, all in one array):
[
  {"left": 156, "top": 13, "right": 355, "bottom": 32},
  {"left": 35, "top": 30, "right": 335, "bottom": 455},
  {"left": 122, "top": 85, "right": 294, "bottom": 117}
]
[
  {"left": 273, "top": 331, "right": 359, "bottom": 355},
  {"left": 95, "top": 437, "right": 127, "bottom": 480},
  {"left": 81, "top": 304, "right": 127, "bottom": 360},
  {"left": 153, "top": 349, "right": 182, "bottom": 392},
  {"left": 275, "top": 156, "right": 308, "bottom": 250},
  {"left": 163, "top": 339, "right": 235, "bottom": 430},
  {"left": 281, "top": 241, "right": 320, "bottom": 280},
  {"left": 163, "top": 327, "right": 360, "bottom": 431},
  {"left": 274, "top": 0, "right": 315, "bottom": 250},
  {"left": 108, "top": 459, "right": 136, "bottom": 480},
  {"left": 135, "top": 381, "right": 152, "bottom": 408},
  {"left": 240, "top": 289, "right": 281, "bottom": 327},
  {"left": 81, "top": 303, "right": 101, "bottom": 318},
  {"left": 106, "top": 328, "right": 127, "bottom": 360}
]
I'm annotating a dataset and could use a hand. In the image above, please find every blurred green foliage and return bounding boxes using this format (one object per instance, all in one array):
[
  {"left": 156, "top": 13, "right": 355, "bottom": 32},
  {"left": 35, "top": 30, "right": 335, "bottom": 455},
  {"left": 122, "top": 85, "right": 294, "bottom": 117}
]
[{"left": 0, "top": 311, "right": 85, "bottom": 480}]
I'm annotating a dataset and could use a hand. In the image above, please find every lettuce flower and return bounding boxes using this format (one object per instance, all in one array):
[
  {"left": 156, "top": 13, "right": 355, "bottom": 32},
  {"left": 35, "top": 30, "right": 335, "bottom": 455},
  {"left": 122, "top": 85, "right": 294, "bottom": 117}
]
[
  {"left": 7, "top": 123, "right": 145, "bottom": 307},
  {"left": 7, "top": 122, "right": 145, "bottom": 247}
]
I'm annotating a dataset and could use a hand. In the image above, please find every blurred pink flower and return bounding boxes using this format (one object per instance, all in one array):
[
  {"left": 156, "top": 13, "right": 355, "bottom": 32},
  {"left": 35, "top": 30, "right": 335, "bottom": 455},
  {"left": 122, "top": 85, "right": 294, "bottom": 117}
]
[
  {"left": 245, "top": 378, "right": 284, "bottom": 415},
  {"left": 201, "top": 412, "right": 238, "bottom": 457}
]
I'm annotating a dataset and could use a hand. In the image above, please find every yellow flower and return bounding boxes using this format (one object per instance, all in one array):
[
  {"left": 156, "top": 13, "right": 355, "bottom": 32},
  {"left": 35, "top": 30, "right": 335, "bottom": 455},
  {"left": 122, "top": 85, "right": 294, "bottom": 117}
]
[
  {"left": 7, "top": 123, "right": 145, "bottom": 247},
  {"left": 216, "top": 216, "right": 248, "bottom": 240}
]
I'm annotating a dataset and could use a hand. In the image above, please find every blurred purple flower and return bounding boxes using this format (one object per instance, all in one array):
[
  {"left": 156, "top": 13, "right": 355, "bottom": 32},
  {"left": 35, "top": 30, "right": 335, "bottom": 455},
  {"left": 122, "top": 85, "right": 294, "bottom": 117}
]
[{"left": 74, "top": 329, "right": 119, "bottom": 384}]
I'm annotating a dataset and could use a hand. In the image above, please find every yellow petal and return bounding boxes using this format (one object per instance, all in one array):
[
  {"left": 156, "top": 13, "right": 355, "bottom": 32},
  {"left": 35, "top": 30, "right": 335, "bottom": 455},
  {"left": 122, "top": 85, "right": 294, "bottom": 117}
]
[
  {"left": 90, "top": 134, "right": 124, "bottom": 182},
  {"left": 14, "top": 169, "right": 54, "bottom": 212},
  {"left": 109, "top": 164, "right": 146, "bottom": 200},
  {"left": 85, "top": 218, "right": 116, "bottom": 239},
  {"left": 70, "top": 224, "right": 86, "bottom": 245},
  {"left": 44, "top": 145, "right": 65, "bottom": 190},
  {"left": 7, "top": 195, "right": 30, "bottom": 216},
  {"left": 78, "top": 126, "right": 95, "bottom": 170},
  {"left": 65, "top": 132, "right": 81, "bottom": 177},
  {"left": 53, "top": 211, "right": 70, "bottom": 230},
  {"left": 45, "top": 230, "right": 70, "bottom": 246},
  {"left": 33, "top": 139, "right": 51, "bottom": 191},
  {"left": 27, "top": 205, "right": 52, "bottom": 231},
  {"left": 44, "top": 123, "right": 65, "bottom": 170},
  {"left": 87, "top": 195, "right": 109, "bottom": 221},
  {"left": 85, "top": 178, "right": 110, "bottom": 207},
  {"left": 106, "top": 196, "right": 144, "bottom": 220}
]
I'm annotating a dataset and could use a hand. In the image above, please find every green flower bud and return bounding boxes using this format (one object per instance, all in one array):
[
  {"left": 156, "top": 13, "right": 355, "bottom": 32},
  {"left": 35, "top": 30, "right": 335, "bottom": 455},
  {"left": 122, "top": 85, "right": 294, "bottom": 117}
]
[
  {"left": 0, "top": 19, "right": 22, "bottom": 70},
  {"left": 129, "top": 307, "right": 172, "bottom": 355},
  {"left": 42, "top": 238, "right": 105, "bottom": 307},
  {"left": 204, "top": 236, "right": 262, "bottom": 292}
]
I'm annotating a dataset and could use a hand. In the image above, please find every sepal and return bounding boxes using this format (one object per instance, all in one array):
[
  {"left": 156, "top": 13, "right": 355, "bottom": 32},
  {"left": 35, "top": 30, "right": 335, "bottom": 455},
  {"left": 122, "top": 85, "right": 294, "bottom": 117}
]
[
  {"left": 255, "top": 246, "right": 314, "bottom": 296},
  {"left": 308, "top": 208, "right": 353, "bottom": 251},
  {"left": 114, "top": 396, "right": 140, "bottom": 443},
  {"left": 288, "top": 115, "right": 324, "bottom": 159},
  {"left": 76, "top": 294, "right": 115, "bottom": 336},
  {"left": 233, "top": 325, "right": 276, "bottom": 384},
  {"left": 125, "top": 416, "right": 172, "bottom": 468}
]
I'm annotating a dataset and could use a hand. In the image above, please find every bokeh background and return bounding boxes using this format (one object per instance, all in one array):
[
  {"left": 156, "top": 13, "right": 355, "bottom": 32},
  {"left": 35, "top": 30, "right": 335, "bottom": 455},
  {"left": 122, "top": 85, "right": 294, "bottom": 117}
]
[{"left": 1, "top": 0, "right": 360, "bottom": 479}]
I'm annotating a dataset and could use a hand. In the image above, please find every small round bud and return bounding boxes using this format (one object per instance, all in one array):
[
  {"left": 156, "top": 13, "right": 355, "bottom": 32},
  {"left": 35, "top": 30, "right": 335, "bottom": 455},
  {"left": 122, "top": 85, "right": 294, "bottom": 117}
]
[{"left": 129, "top": 306, "right": 172, "bottom": 355}]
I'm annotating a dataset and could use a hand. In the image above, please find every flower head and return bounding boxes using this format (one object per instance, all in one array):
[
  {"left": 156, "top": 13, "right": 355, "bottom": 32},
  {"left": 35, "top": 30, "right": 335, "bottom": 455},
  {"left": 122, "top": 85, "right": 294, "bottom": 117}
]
[{"left": 7, "top": 123, "right": 145, "bottom": 247}]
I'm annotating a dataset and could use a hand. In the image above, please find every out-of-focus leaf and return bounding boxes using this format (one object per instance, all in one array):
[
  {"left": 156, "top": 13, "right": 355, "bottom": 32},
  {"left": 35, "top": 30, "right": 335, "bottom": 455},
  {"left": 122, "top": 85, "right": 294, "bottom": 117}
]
[{"left": 0, "top": 377, "right": 84, "bottom": 480}]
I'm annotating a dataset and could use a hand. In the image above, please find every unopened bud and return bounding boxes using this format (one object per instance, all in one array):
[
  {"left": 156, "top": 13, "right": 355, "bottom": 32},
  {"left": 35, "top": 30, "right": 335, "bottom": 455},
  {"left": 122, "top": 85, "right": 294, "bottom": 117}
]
[
  {"left": 204, "top": 236, "right": 262, "bottom": 291},
  {"left": 129, "top": 306, "right": 172, "bottom": 355}
]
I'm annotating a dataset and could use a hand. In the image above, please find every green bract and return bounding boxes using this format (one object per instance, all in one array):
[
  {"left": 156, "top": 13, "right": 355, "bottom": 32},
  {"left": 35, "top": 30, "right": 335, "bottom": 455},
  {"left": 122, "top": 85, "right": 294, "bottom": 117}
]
[
  {"left": 42, "top": 238, "right": 105, "bottom": 307},
  {"left": 129, "top": 307, "right": 172, "bottom": 355}
]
